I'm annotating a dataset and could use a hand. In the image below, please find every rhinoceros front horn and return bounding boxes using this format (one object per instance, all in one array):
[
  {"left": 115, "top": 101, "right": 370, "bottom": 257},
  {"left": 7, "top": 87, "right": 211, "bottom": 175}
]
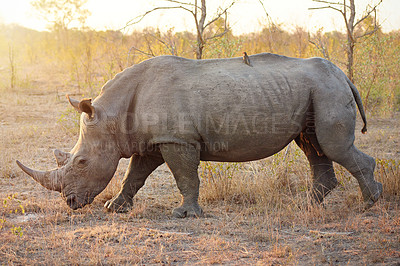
[{"left": 16, "top": 160, "right": 63, "bottom": 192}]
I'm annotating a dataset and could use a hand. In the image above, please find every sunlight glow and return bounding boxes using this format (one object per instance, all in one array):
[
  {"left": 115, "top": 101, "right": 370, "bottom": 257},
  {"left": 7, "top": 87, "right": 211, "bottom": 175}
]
[{"left": 0, "top": 0, "right": 399, "bottom": 34}]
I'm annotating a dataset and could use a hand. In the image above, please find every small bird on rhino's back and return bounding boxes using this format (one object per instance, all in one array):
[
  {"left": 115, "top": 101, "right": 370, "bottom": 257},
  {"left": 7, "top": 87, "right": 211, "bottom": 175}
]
[{"left": 242, "top": 52, "right": 252, "bottom": 66}]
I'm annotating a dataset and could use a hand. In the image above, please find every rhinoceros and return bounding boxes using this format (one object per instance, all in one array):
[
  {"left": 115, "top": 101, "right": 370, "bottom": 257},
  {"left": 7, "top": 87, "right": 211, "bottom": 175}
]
[{"left": 16, "top": 53, "right": 382, "bottom": 217}]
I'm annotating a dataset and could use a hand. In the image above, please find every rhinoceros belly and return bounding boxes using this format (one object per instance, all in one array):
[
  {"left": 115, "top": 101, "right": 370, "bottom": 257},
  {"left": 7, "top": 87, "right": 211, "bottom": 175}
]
[{"left": 196, "top": 107, "right": 304, "bottom": 162}]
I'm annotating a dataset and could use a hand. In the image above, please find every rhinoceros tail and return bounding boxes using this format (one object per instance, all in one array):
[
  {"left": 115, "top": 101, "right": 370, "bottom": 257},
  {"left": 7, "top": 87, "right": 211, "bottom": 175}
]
[{"left": 347, "top": 77, "right": 367, "bottom": 134}]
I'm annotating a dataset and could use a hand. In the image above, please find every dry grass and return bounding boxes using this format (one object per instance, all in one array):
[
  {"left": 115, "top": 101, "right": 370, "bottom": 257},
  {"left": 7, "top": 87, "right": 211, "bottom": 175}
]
[
  {"left": 0, "top": 64, "right": 399, "bottom": 265},
  {"left": 376, "top": 159, "right": 400, "bottom": 201}
]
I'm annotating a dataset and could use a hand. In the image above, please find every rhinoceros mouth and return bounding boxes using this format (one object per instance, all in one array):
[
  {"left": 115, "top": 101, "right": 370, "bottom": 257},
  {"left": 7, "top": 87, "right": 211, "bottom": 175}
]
[
  {"left": 65, "top": 192, "right": 95, "bottom": 210},
  {"left": 66, "top": 194, "right": 77, "bottom": 210}
]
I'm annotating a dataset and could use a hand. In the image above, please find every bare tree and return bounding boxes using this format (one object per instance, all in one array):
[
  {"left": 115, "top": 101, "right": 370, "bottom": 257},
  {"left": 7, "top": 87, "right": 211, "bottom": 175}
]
[
  {"left": 310, "top": 0, "right": 383, "bottom": 82},
  {"left": 257, "top": 0, "right": 277, "bottom": 31},
  {"left": 31, "top": 0, "right": 90, "bottom": 30},
  {"left": 257, "top": 0, "right": 280, "bottom": 53},
  {"left": 308, "top": 28, "right": 331, "bottom": 61},
  {"left": 9, "top": 45, "right": 17, "bottom": 89},
  {"left": 124, "top": 0, "right": 236, "bottom": 59},
  {"left": 31, "top": 0, "right": 90, "bottom": 49},
  {"left": 127, "top": 29, "right": 180, "bottom": 66}
]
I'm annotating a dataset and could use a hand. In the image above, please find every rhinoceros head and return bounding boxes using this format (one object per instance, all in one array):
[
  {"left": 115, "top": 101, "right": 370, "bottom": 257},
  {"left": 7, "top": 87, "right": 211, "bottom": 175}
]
[{"left": 16, "top": 96, "right": 121, "bottom": 210}]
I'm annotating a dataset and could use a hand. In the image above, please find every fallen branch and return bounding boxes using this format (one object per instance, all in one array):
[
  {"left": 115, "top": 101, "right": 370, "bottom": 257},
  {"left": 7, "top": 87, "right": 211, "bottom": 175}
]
[
  {"left": 309, "top": 230, "right": 354, "bottom": 236},
  {"left": 145, "top": 228, "right": 193, "bottom": 236}
]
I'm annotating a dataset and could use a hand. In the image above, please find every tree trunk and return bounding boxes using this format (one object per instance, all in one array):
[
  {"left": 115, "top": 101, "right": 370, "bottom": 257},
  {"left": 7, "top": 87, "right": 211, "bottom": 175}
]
[
  {"left": 346, "top": 35, "right": 355, "bottom": 82},
  {"left": 196, "top": 26, "right": 204, "bottom": 60},
  {"left": 310, "top": 0, "right": 382, "bottom": 83},
  {"left": 195, "top": 0, "right": 206, "bottom": 59},
  {"left": 346, "top": 0, "right": 356, "bottom": 82}
]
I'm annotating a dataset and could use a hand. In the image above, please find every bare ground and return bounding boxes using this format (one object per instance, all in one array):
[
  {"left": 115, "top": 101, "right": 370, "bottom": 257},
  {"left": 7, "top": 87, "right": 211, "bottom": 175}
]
[{"left": 1, "top": 76, "right": 399, "bottom": 265}]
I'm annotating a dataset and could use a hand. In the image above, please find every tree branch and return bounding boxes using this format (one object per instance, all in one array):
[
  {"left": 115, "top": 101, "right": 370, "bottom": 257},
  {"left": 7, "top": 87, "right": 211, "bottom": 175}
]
[
  {"left": 146, "top": 35, "right": 156, "bottom": 57},
  {"left": 312, "top": 0, "right": 343, "bottom": 4},
  {"left": 353, "top": 0, "right": 382, "bottom": 28},
  {"left": 205, "top": 10, "right": 229, "bottom": 41},
  {"left": 148, "top": 32, "right": 177, "bottom": 55},
  {"left": 206, "top": 15, "right": 229, "bottom": 40},
  {"left": 311, "top": 0, "right": 349, "bottom": 8},
  {"left": 123, "top": 6, "right": 194, "bottom": 30},
  {"left": 203, "top": 1, "right": 236, "bottom": 29},
  {"left": 354, "top": 5, "right": 380, "bottom": 40},
  {"left": 309, "top": 6, "right": 344, "bottom": 14},
  {"left": 162, "top": 0, "right": 197, "bottom": 8},
  {"left": 356, "top": 26, "right": 379, "bottom": 39},
  {"left": 128, "top": 45, "right": 155, "bottom": 58},
  {"left": 310, "top": 2, "right": 352, "bottom": 41},
  {"left": 308, "top": 39, "right": 330, "bottom": 60},
  {"left": 258, "top": 0, "right": 276, "bottom": 28}
]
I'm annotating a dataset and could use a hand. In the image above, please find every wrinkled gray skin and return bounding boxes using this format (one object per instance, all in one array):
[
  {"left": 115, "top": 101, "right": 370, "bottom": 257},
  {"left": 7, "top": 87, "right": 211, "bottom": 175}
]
[{"left": 17, "top": 53, "right": 382, "bottom": 217}]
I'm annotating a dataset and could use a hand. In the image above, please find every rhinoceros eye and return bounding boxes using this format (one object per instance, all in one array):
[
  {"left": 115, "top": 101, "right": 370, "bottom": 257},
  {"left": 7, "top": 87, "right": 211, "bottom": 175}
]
[
  {"left": 74, "top": 156, "right": 88, "bottom": 167},
  {"left": 78, "top": 159, "right": 87, "bottom": 165}
]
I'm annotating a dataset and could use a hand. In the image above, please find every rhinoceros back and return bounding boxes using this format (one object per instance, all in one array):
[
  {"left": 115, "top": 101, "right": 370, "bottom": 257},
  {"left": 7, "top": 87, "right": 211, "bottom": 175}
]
[{"left": 128, "top": 55, "right": 312, "bottom": 162}]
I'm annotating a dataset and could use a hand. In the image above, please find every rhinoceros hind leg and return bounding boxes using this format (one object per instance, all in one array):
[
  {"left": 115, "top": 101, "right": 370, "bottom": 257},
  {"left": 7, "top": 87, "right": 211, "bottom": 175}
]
[
  {"left": 327, "top": 145, "right": 382, "bottom": 209},
  {"left": 160, "top": 143, "right": 203, "bottom": 218},
  {"left": 295, "top": 132, "right": 338, "bottom": 204},
  {"left": 314, "top": 104, "right": 383, "bottom": 208},
  {"left": 104, "top": 154, "right": 164, "bottom": 213}
]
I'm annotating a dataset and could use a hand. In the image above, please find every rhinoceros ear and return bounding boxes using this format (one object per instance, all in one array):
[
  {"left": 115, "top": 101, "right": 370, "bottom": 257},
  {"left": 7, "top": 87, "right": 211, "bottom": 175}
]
[
  {"left": 67, "top": 95, "right": 81, "bottom": 112},
  {"left": 78, "top": 98, "right": 95, "bottom": 118},
  {"left": 66, "top": 95, "right": 95, "bottom": 118},
  {"left": 53, "top": 149, "right": 71, "bottom": 167}
]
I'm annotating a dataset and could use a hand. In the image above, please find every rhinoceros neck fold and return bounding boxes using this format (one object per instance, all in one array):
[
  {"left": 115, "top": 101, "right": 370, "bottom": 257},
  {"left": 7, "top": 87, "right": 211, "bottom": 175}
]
[{"left": 95, "top": 74, "right": 142, "bottom": 158}]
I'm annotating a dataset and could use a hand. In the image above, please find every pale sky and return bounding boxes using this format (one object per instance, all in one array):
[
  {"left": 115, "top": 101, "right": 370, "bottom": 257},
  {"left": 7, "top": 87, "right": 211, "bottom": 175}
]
[{"left": 0, "top": 0, "right": 399, "bottom": 34}]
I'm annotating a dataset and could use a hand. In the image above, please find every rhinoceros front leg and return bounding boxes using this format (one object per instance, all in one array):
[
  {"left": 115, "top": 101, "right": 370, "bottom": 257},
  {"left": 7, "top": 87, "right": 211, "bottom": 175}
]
[
  {"left": 104, "top": 154, "right": 164, "bottom": 213},
  {"left": 160, "top": 143, "right": 203, "bottom": 218}
]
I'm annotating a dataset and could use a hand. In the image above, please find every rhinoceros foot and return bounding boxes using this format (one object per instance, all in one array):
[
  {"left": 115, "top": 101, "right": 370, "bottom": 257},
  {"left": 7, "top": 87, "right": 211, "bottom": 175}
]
[
  {"left": 104, "top": 195, "right": 132, "bottom": 213},
  {"left": 363, "top": 181, "right": 383, "bottom": 210},
  {"left": 172, "top": 203, "right": 203, "bottom": 218}
]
